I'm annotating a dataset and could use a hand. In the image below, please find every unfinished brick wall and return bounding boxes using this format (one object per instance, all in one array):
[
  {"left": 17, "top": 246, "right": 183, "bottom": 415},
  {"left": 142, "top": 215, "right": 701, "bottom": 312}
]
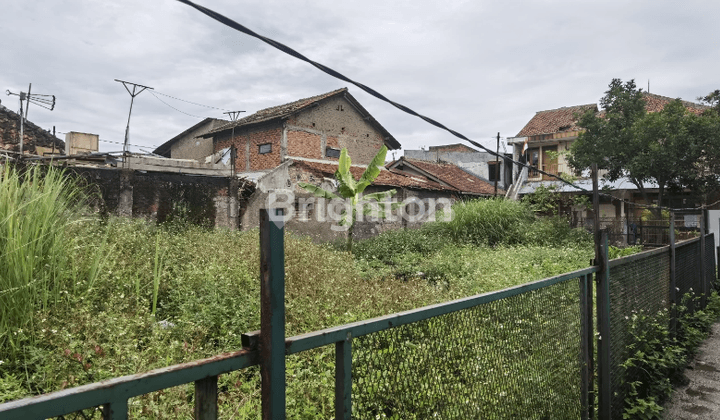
[
  {"left": 287, "top": 129, "right": 323, "bottom": 159},
  {"left": 215, "top": 123, "right": 283, "bottom": 171},
  {"left": 287, "top": 96, "right": 385, "bottom": 164}
]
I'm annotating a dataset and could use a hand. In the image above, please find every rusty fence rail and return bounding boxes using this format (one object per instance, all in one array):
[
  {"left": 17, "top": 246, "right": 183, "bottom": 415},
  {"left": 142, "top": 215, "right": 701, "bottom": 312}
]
[{"left": 0, "top": 210, "right": 715, "bottom": 419}]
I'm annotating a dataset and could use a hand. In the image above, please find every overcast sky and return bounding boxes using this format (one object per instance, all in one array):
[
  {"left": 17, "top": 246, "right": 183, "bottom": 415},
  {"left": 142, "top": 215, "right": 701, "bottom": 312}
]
[{"left": 2, "top": 0, "right": 718, "bottom": 157}]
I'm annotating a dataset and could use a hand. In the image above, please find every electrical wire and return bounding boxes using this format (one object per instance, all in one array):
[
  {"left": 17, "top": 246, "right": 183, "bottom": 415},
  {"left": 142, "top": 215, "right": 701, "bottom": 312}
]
[
  {"left": 180, "top": 1, "right": 720, "bottom": 212},
  {"left": 150, "top": 91, "right": 207, "bottom": 119},
  {"left": 152, "top": 91, "right": 231, "bottom": 111},
  {"left": 57, "top": 131, "right": 159, "bottom": 150}
]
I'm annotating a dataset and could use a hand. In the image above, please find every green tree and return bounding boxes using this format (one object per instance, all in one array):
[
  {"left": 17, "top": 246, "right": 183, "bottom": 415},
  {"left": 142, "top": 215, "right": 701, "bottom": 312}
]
[
  {"left": 698, "top": 89, "right": 720, "bottom": 115},
  {"left": 298, "top": 145, "right": 397, "bottom": 252},
  {"left": 569, "top": 79, "right": 720, "bottom": 215}
]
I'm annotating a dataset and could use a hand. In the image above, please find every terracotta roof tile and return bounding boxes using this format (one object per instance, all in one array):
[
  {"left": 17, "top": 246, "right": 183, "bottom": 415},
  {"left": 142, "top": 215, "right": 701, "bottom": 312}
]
[
  {"left": 516, "top": 104, "right": 597, "bottom": 137},
  {"left": 518, "top": 94, "right": 709, "bottom": 138},
  {"left": 291, "top": 159, "right": 452, "bottom": 191},
  {"left": 210, "top": 88, "right": 348, "bottom": 134},
  {"left": 202, "top": 88, "right": 401, "bottom": 149},
  {"left": 391, "top": 158, "right": 500, "bottom": 195},
  {"left": 642, "top": 92, "right": 708, "bottom": 115}
]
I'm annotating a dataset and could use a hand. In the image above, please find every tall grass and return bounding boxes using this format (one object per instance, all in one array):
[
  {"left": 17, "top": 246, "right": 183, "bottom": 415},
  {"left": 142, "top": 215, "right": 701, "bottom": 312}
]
[{"left": 0, "top": 165, "right": 86, "bottom": 358}]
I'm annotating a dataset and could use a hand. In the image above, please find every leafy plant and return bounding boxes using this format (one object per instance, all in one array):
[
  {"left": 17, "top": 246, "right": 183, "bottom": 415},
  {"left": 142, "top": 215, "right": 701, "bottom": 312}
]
[{"left": 299, "top": 145, "right": 396, "bottom": 252}]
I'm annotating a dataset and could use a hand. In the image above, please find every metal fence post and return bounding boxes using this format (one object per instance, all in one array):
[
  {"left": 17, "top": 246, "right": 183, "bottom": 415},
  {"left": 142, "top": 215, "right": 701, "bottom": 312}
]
[
  {"left": 669, "top": 212, "right": 677, "bottom": 337},
  {"left": 102, "top": 401, "right": 128, "bottom": 420},
  {"left": 260, "top": 209, "right": 286, "bottom": 420},
  {"left": 195, "top": 376, "right": 218, "bottom": 420},
  {"left": 580, "top": 273, "right": 594, "bottom": 420},
  {"left": 700, "top": 213, "right": 707, "bottom": 308},
  {"left": 335, "top": 333, "right": 352, "bottom": 420},
  {"left": 597, "top": 231, "right": 611, "bottom": 419}
]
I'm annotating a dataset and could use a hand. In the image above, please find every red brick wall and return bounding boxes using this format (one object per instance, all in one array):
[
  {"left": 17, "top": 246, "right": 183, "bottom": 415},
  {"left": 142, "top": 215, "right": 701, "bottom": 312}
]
[
  {"left": 215, "top": 124, "right": 282, "bottom": 171},
  {"left": 287, "top": 130, "right": 322, "bottom": 159}
]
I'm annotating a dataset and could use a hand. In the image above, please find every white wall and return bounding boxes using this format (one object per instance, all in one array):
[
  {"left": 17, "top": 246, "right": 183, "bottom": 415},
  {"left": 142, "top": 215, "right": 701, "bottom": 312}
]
[{"left": 708, "top": 210, "right": 720, "bottom": 250}]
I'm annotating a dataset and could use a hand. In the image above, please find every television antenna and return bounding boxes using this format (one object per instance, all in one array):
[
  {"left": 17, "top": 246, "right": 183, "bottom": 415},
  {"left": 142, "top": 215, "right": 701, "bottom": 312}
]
[
  {"left": 114, "top": 79, "right": 153, "bottom": 154},
  {"left": 6, "top": 83, "right": 56, "bottom": 155},
  {"left": 223, "top": 111, "right": 246, "bottom": 177}
]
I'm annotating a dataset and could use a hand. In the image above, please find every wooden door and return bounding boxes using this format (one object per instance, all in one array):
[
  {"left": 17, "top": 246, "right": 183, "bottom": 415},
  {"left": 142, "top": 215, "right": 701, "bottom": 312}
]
[{"left": 541, "top": 146, "right": 558, "bottom": 180}]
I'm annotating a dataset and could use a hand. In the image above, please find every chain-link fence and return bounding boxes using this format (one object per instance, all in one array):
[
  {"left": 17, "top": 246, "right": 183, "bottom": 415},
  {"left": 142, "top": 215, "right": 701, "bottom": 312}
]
[
  {"left": 351, "top": 276, "right": 586, "bottom": 420},
  {"left": 52, "top": 409, "right": 103, "bottom": 420},
  {"left": 4, "top": 222, "right": 715, "bottom": 419},
  {"left": 607, "top": 248, "right": 671, "bottom": 419},
  {"left": 572, "top": 217, "right": 701, "bottom": 247},
  {"left": 676, "top": 239, "right": 702, "bottom": 300}
]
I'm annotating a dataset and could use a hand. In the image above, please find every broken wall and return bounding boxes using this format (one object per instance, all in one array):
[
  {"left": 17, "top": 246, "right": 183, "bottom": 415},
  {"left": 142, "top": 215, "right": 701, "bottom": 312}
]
[{"left": 66, "top": 167, "right": 244, "bottom": 229}]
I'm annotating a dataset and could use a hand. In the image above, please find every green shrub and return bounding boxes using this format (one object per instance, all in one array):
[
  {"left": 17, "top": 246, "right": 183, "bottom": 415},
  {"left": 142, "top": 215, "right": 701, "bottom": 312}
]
[
  {"left": 622, "top": 292, "right": 720, "bottom": 419},
  {"left": 434, "top": 198, "right": 536, "bottom": 246},
  {"left": 609, "top": 245, "right": 643, "bottom": 260},
  {"left": 0, "top": 164, "right": 100, "bottom": 360}
]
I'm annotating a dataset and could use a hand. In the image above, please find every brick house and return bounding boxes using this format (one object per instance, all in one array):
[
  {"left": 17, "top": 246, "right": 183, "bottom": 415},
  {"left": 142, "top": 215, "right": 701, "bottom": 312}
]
[
  {"left": 0, "top": 103, "right": 64, "bottom": 155},
  {"left": 199, "top": 87, "right": 401, "bottom": 172},
  {"left": 151, "top": 88, "right": 484, "bottom": 240}
]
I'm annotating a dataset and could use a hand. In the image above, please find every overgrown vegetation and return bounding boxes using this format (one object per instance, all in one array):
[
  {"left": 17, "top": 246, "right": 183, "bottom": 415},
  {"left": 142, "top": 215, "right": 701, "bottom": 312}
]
[
  {"left": 622, "top": 292, "right": 720, "bottom": 419},
  {"left": 0, "top": 166, "right": 621, "bottom": 418}
]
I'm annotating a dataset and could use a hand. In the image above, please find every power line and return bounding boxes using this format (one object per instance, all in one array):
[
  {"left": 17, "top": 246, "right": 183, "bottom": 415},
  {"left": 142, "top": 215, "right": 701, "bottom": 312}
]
[
  {"left": 172, "top": 0, "right": 585, "bottom": 187},
  {"left": 150, "top": 91, "right": 207, "bottom": 119},
  {"left": 153, "top": 90, "right": 232, "bottom": 111},
  {"left": 175, "top": 0, "right": 710, "bottom": 212},
  {"left": 57, "top": 131, "right": 159, "bottom": 150}
]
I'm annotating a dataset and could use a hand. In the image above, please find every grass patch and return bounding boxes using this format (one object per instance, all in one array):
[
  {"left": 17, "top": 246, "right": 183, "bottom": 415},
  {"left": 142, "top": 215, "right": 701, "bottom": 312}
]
[{"left": 0, "top": 181, "right": 595, "bottom": 418}]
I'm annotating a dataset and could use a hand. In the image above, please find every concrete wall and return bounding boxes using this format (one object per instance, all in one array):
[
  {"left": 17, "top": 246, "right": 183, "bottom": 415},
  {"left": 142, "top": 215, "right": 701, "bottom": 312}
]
[
  {"left": 240, "top": 161, "right": 456, "bottom": 243},
  {"left": 404, "top": 149, "right": 511, "bottom": 188},
  {"left": 66, "top": 167, "right": 243, "bottom": 229},
  {"left": 65, "top": 132, "right": 98, "bottom": 155},
  {"left": 169, "top": 119, "right": 227, "bottom": 162}
]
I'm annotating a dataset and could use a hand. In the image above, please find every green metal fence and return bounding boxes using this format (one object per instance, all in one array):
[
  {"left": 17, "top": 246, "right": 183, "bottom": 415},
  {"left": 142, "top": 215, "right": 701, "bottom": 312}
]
[{"left": 0, "top": 211, "right": 715, "bottom": 419}]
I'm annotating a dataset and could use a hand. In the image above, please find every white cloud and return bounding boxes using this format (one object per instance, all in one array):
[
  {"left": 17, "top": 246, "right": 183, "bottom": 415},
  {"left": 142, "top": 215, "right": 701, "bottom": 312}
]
[{"left": 1, "top": 0, "right": 718, "bottom": 153}]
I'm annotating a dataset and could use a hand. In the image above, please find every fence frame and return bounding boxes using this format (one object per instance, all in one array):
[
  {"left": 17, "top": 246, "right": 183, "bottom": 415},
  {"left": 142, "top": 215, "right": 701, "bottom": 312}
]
[{"left": 0, "top": 211, "right": 716, "bottom": 420}]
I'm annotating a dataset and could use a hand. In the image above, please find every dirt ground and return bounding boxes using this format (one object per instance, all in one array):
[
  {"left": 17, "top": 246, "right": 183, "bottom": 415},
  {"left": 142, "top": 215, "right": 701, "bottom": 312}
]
[{"left": 663, "top": 323, "right": 720, "bottom": 419}]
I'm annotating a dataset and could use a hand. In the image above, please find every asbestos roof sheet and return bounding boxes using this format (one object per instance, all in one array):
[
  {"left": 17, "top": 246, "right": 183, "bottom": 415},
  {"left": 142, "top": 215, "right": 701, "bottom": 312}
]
[
  {"left": 519, "top": 177, "right": 658, "bottom": 195},
  {"left": 391, "top": 157, "right": 500, "bottom": 195}
]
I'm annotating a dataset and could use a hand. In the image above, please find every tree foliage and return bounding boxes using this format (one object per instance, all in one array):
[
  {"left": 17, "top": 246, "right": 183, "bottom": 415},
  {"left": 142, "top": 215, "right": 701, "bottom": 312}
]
[{"left": 569, "top": 79, "right": 720, "bottom": 214}]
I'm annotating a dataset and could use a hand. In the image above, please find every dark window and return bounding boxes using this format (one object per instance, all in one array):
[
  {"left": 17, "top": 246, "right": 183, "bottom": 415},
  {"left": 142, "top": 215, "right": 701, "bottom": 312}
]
[
  {"left": 488, "top": 162, "right": 501, "bottom": 181},
  {"left": 326, "top": 147, "right": 341, "bottom": 158},
  {"left": 259, "top": 143, "right": 272, "bottom": 154}
]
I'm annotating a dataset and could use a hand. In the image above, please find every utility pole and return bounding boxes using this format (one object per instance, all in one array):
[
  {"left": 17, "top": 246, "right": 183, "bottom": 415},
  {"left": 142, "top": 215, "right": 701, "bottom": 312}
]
[
  {"left": 223, "top": 111, "right": 246, "bottom": 177},
  {"left": 494, "top": 132, "right": 500, "bottom": 197},
  {"left": 6, "top": 84, "right": 55, "bottom": 156},
  {"left": 115, "top": 79, "right": 153, "bottom": 155}
]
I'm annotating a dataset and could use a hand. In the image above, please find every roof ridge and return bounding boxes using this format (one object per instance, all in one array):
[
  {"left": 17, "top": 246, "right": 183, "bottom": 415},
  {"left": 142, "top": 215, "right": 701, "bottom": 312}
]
[
  {"left": 534, "top": 103, "right": 597, "bottom": 114},
  {"left": 642, "top": 92, "right": 708, "bottom": 109}
]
